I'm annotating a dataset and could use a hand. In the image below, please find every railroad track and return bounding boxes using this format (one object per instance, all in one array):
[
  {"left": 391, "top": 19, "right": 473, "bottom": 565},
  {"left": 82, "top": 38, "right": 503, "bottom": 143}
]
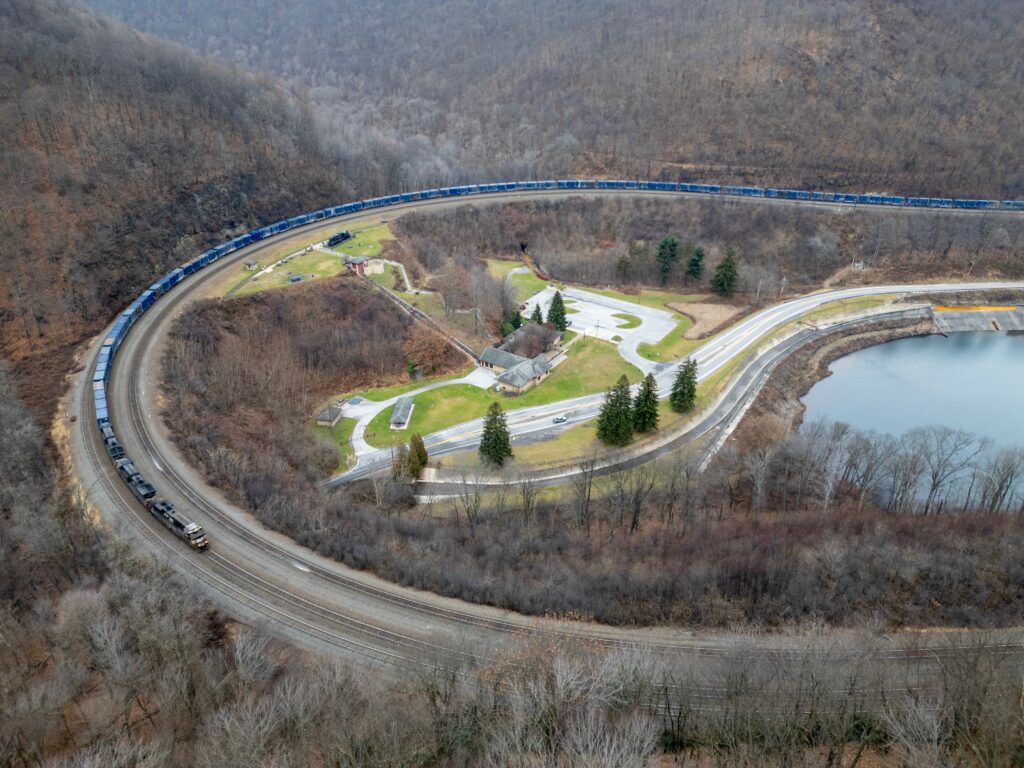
[{"left": 69, "top": 187, "right": 1024, "bottom": 708}]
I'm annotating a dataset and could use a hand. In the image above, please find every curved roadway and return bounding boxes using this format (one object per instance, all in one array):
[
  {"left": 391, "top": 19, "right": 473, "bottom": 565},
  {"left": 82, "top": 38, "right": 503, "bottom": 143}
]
[{"left": 68, "top": 188, "right": 1024, "bottom": 695}]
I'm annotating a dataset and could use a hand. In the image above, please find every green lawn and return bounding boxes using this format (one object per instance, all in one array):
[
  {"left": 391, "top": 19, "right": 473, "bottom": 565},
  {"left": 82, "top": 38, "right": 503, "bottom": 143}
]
[
  {"left": 338, "top": 367, "right": 473, "bottom": 403},
  {"left": 226, "top": 223, "right": 396, "bottom": 299},
  {"left": 311, "top": 417, "right": 357, "bottom": 473},
  {"left": 486, "top": 259, "right": 519, "bottom": 281},
  {"left": 637, "top": 316, "right": 698, "bottom": 362},
  {"left": 511, "top": 421, "right": 603, "bottom": 465},
  {"left": 367, "top": 264, "right": 402, "bottom": 290},
  {"left": 612, "top": 312, "right": 641, "bottom": 329},
  {"left": 487, "top": 259, "right": 554, "bottom": 303},
  {"left": 511, "top": 271, "right": 552, "bottom": 303},
  {"left": 364, "top": 339, "right": 642, "bottom": 448},
  {"left": 222, "top": 233, "right": 344, "bottom": 298},
  {"left": 329, "top": 222, "right": 394, "bottom": 259},
  {"left": 232, "top": 249, "right": 347, "bottom": 298}
]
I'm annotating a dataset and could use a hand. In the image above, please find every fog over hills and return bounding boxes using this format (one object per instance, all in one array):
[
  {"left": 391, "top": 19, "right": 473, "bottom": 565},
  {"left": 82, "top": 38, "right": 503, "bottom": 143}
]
[{"left": 87, "top": 0, "right": 1024, "bottom": 197}]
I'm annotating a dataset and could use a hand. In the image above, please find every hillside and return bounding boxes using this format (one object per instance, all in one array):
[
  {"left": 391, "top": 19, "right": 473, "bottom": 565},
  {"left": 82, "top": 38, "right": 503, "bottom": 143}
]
[
  {"left": 86, "top": 0, "right": 1024, "bottom": 198},
  {"left": 0, "top": 0, "right": 345, "bottom": 416}
]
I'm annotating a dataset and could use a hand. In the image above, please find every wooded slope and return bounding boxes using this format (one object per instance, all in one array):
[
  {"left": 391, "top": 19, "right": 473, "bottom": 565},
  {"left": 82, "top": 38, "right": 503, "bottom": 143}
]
[
  {"left": 87, "top": 0, "right": 1024, "bottom": 198},
  {"left": 0, "top": 0, "right": 344, "bottom": 415}
]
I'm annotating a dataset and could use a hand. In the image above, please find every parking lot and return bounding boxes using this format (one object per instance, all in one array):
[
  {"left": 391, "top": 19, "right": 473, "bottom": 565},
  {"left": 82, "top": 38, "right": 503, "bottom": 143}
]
[{"left": 524, "top": 286, "right": 678, "bottom": 370}]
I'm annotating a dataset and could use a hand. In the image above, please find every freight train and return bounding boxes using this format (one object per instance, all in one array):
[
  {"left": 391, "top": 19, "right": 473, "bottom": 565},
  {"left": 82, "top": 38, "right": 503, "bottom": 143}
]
[{"left": 91, "top": 179, "right": 1024, "bottom": 550}]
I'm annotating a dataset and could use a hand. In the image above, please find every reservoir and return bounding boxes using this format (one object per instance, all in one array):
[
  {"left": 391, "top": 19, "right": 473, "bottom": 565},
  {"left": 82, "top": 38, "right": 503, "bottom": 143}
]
[{"left": 800, "top": 332, "right": 1024, "bottom": 447}]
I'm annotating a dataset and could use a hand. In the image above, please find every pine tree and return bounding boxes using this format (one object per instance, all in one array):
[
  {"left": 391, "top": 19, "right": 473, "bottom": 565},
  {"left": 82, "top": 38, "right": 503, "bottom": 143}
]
[
  {"left": 530, "top": 302, "right": 544, "bottom": 325},
  {"left": 479, "top": 402, "right": 514, "bottom": 467},
  {"left": 615, "top": 252, "right": 632, "bottom": 282},
  {"left": 686, "top": 246, "right": 705, "bottom": 283},
  {"left": 596, "top": 375, "right": 635, "bottom": 446},
  {"left": 409, "top": 433, "right": 428, "bottom": 475},
  {"left": 511, "top": 311, "right": 523, "bottom": 329},
  {"left": 546, "top": 290, "right": 568, "bottom": 332},
  {"left": 711, "top": 248, "right": 738, "bottom": 297},
  {"left": 632, "top": 373, "right": 659, "bottom": 433},
  {"left": 656, "top": 236, "right": 680, "bottom": 285},
  {"left": 670, "top": 357, "right": 698, "bottom": 413},
  {"left": 392, "top": 444, "right": 411, "bottom": 480}
]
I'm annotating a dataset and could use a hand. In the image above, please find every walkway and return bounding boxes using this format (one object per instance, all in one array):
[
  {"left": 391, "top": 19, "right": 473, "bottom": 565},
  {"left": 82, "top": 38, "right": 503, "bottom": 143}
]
[{"left": 345, "top": 366, "right": 497, "bottom": 459}]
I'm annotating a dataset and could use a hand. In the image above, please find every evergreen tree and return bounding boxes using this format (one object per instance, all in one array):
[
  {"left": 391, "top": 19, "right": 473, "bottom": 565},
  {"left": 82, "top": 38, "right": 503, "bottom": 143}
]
[
  {"left": 711, "top": 248, "right": 739, "bottom": 297},
  {"left": 546, "top": 290, "right": 568, "bottom": 332},
  {"left": 656, "top": 236, "right": 680, "bottom": 285},
  {"left": 596, "top": 375, "right": 635, "bottom": 446},
  {"left": 670, "top": 357, "right": 698, "bottom": 413},
  {"left": 632, "top": 373, "right": 659, "bottom": 433},
  {"left": 511, "top": 311, "right": 523, "bottom": 329},
  {"left": 615, "top": 252, "right": 632, "bottom": 282},
  {"left": 530, "top": 302, "right": 544, "bottom": 325},
  {"left": 409, "top": 433, "right": 429, "bottom": 475},
  {"left": 392, "top": 444, "right": 411, "bottom": 480},
  {"left": 686, "top": 245, "right": 705, "bottom": 283},
  {"left": 479, "top": 402, "right": 514, "bottom": 467}
]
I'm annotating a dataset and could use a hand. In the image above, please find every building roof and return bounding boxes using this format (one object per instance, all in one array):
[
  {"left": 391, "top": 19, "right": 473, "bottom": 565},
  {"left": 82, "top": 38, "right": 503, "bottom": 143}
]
[
  {"left": 496, "top": 357, "right": 551, "bottom": 389},
  {"left": 500, "top": 323, "right": 562, "bottom": 350},
  {"left": 316, "top": 404, "right": 344, "bottom": 423},
  {"left": 481, "top": 346, "right": 528, "bottom": 370},
  {"left": 346, "top": 255, "right": 370, "bottom": 265},
  {"left": 390, "top": 397, "right": 414, "bottom": 426}
]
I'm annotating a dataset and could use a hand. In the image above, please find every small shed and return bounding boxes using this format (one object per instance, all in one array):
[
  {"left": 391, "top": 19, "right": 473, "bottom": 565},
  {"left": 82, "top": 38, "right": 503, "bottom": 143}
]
[
  {"left": 390, "top": 397, "right": 414, "bottom": 430},
  {"left": 315, "top": 402, "right": 346, "bottom": 427},
  {"left": 347, "top": 255, "right": 370, "bottom": 275}
]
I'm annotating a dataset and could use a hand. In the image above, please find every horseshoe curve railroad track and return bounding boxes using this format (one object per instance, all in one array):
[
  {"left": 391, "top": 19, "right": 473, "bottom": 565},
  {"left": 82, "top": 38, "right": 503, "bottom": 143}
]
[{"left": 68, "top": 187, "right": 1024, "bottom": 701}]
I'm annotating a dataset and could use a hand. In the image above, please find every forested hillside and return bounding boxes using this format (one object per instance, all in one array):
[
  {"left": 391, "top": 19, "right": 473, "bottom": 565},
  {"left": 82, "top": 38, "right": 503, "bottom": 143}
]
[
  {"left": 0, "top": 0, "right": 344, "bottom": 415},
  {"left": 87, "top": 0, "right": 1024, "bottom": 198}
]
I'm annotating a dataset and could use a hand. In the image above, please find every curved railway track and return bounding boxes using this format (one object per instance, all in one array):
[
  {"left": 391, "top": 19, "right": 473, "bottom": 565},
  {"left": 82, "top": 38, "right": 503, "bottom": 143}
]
[{"left": 69, "top": 187, "right": 1024, "bottom": 705}]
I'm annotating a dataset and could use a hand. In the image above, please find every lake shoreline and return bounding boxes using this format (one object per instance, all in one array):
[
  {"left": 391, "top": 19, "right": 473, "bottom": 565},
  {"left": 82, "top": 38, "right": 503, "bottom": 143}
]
[{"left": 733, "top": 315, "right": 938, "bottom": 445}]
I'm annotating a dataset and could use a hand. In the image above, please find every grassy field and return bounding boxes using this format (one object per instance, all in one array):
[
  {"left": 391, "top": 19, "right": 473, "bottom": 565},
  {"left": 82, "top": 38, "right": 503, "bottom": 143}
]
[
  {"left": 486, "top": 258, "right": 519, "bottom": 281},
  {"left": 225, "top": 223, "right": 394, "bottom": 299},
  {"left": 486, "top": 259, "right": 553, "bottom": 302},
  {"left": 366, "top": 264, "right": 402, "bottom": 290},
  {"left": 364, "top": 339, "right": 642, "bottom": 448},
  {"left": 337, "top": 367, "right": 473, "bottom": 403},
  {"left": 231, "top": 249, "right": 347, "bottom": 298},
  {"left": 637, "top": 315, "right": 698, "bottom": 362},
  {"left": 222, "top": 232, "right": 343, "bottom": 298},
  {"left": 612, "top": 312, "right": 641, "bottom": 329},
  {"left": 311, "top": 417, "right": 357, "bottom": 473},
  {"left": 512, "top": 271, "right": 552, "bottom": 302},
  {"left": 588, "top": 286, "right": 707, "bottom": 314},
  {"left": 329, "top": 222, "right": 394, "bottom": 258}
]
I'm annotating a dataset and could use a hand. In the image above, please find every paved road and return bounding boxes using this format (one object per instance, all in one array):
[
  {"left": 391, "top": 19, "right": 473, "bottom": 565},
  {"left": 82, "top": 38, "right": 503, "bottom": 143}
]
[
  {"left": 333, "top": 279, "right": 1024, "bottom": 484},
  {"left": 66, "top": 187, "right": 1024, "bottom": 696}
]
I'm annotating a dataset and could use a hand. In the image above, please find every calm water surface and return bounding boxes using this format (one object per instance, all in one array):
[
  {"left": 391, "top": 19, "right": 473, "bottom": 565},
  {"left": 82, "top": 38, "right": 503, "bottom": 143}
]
[{"left": 800, "top": 332, "right": 1024, "bottom": 446}]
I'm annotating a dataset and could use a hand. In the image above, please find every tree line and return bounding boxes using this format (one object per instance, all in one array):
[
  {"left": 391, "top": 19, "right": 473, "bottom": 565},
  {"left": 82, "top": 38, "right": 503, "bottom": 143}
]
[
  {"left": 597, "top": 359, "right": 699, "bottom": 446},
  {"left": 393, "top": 198, "right": 1024, "bottom": 305}
]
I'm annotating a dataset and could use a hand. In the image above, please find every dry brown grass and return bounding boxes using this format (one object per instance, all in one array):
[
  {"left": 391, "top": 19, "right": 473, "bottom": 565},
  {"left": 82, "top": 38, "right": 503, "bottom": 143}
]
[{"left": 668, "top": 302, "right": 748, "bottom": 339}]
